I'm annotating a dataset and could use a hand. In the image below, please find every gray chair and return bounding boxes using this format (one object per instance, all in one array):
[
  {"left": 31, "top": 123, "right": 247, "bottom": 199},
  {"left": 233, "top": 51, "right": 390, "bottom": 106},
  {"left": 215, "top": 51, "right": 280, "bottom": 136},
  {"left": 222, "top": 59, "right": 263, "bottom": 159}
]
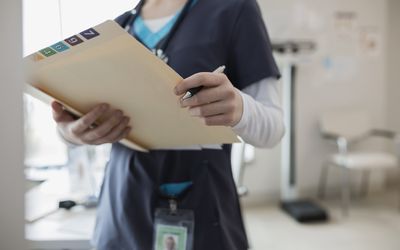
[{"left": 317, "top": 110, "right": 400, "bottom": 216}]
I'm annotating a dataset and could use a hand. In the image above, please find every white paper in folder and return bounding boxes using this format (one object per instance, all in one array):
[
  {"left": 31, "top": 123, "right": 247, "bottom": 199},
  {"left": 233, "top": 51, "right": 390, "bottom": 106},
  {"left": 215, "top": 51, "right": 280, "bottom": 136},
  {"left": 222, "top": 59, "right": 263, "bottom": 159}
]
[{"left": 24, "top": 20, "right": 239, "bottom": 152}]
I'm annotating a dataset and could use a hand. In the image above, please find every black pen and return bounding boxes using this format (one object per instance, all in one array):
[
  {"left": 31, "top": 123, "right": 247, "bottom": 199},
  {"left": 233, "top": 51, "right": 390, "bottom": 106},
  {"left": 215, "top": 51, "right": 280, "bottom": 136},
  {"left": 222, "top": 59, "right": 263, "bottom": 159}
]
[{"left": 181, "top": 65, "right": 226, "bottom": 101}]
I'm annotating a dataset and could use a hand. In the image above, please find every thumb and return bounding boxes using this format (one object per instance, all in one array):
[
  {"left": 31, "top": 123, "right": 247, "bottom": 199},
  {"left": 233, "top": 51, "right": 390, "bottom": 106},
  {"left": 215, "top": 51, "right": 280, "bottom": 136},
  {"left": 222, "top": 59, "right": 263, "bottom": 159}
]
[{"left": 51, "top": 101, "right": 73, "bottom": 123}]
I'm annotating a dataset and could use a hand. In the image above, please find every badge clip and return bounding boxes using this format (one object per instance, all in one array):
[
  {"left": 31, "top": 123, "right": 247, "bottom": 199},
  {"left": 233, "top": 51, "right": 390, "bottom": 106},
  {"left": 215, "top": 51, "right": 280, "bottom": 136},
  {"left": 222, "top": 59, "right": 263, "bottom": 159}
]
[{"left": 169, "top": 199, "right": 178, "bottom": 215}]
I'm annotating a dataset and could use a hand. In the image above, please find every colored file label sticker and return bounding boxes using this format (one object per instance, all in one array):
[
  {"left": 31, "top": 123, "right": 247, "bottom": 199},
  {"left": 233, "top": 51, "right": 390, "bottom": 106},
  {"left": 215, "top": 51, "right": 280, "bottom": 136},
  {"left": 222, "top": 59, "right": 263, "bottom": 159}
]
[
  {"left": 65, "top": 35, "right": 84, "bottom": 46},
  {"left": 80, "top": 28, "right": 100, "bottom": 40},
  {"left": 33, "top": 53, "right": 45, "bottom": 62},
  {"left": 51, "top": 42, "right": 70, "bottom": 53},
  {"left": 40, "top": 47, "right": 57, "bottom": 57}
]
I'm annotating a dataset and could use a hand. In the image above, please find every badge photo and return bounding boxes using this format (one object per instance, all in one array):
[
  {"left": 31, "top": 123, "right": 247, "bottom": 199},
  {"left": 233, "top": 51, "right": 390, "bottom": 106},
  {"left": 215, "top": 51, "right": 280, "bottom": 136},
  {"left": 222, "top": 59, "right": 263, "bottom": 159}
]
[{"left": 155, "top": 224, "right": 187, "bottom": 250}]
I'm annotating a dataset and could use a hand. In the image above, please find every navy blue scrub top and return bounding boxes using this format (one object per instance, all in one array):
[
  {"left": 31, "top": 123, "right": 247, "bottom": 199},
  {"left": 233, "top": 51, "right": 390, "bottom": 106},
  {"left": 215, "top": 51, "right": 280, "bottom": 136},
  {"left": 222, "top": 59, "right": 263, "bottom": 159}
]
[{"left": 93, "top": 0, "right": 280, "bottom": 249}]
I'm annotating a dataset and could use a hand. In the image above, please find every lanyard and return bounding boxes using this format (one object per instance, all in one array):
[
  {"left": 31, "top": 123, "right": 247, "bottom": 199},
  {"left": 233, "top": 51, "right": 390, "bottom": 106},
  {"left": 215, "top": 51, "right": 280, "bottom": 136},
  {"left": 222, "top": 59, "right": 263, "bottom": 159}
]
[
  {"left": 124, "top": 0, "right": 195, "bottom": 63},
  {"left": 159, "top": 182, "right": 193, "bottom": 214}
]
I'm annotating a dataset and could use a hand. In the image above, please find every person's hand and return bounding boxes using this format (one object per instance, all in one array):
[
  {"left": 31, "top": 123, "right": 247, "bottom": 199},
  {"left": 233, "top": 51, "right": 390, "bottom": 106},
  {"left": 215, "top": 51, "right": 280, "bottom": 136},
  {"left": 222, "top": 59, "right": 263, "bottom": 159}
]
[
  {"left": 174, "top": 72, "right": 243, "bottom": 127},
  {"left": 51, "top": 101, "right": 131, "bottom": 146}
]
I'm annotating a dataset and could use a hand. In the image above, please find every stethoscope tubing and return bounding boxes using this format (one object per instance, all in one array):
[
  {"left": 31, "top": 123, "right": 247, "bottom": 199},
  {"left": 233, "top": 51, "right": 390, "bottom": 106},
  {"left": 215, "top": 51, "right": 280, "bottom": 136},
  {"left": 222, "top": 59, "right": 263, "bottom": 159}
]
[{"left": 124, "top": 0, "right": 195, "bottom": 54}]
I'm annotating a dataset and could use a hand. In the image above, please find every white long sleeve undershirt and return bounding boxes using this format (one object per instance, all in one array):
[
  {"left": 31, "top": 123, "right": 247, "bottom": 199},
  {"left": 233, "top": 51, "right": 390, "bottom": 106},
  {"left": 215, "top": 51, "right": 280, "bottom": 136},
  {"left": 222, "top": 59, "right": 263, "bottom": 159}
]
[{"left": 232, "top": 78, "right": 285, "bottom": 148}]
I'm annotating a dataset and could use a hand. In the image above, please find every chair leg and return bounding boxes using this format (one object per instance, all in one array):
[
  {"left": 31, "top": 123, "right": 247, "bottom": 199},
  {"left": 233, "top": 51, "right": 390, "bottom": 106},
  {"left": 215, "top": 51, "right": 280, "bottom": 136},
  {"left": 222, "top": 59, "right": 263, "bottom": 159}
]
[
  {"left": 360, "top": 170, "right": 370, "bottom": 198},
  {"left": 341, "top": 167, "right": 351, "bottom": 217},
  {"left": 318, "top": 162, "right": 330, "bottom": 199}
]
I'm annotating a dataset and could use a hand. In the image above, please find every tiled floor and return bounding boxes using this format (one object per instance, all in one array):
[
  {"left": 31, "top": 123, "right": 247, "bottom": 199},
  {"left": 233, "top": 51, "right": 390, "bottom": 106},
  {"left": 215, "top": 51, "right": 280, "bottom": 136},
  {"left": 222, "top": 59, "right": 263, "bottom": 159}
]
[{"left": 243, "top": 191, "right": 400, "bottom": 250}]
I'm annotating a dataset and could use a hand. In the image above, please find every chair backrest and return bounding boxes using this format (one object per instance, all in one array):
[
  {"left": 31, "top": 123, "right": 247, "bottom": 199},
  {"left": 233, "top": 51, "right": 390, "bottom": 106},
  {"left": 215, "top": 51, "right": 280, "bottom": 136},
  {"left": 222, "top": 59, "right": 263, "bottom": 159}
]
[{"left": 320, "top": 110, "right": 372, "bottom": 140}]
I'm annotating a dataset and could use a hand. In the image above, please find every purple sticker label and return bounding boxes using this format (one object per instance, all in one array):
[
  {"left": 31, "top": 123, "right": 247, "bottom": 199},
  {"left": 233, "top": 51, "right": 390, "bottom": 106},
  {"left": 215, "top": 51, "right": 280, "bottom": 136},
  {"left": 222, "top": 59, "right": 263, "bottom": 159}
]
[
  {"left": 64, "top": 35, "right": 84, "bottom": 46},
  {"left": 80, "top": 28, "right": 100, "bottom": 40}
]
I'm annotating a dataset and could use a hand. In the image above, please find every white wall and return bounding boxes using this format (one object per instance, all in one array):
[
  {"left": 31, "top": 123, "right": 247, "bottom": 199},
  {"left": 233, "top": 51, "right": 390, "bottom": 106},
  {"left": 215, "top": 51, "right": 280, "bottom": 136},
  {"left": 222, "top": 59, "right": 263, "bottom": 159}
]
[
  {"left": 387, "top": 0, "right": 400, "bottom": 132},
  {"left": 0, "top": 0, "right": 26, "bottom": 249},
  {"left": 242, "top": 0, "right": 389, "bottom": 204}
]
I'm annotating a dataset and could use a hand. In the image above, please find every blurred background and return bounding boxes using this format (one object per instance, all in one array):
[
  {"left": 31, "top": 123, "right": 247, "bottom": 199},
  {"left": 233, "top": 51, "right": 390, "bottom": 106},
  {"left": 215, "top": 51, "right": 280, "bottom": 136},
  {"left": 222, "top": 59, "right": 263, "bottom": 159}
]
[{"left": 3, "top": 0, "right": 399, "bottom": 249}]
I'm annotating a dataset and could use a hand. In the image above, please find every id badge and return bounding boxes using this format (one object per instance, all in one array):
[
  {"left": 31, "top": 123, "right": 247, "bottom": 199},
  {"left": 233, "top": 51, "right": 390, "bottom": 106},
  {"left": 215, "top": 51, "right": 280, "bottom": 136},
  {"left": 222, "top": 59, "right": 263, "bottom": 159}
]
[{"left": 153, "top": 207, "right": 194, "bottom": 250}]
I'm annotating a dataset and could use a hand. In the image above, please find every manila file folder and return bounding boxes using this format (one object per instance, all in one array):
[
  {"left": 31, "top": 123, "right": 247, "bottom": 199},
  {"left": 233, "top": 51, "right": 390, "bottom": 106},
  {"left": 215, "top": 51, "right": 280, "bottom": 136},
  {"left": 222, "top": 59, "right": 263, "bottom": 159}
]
[{"left": 24, "top": 20, "right": 239, "bottom": 152}]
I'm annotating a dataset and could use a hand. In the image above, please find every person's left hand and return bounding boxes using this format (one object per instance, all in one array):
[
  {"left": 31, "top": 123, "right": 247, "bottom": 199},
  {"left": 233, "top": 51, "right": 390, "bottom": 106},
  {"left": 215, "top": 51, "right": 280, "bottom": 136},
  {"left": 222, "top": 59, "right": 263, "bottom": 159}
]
[{"left": 174, "top": 72, "right": 243, "bottom": 127}]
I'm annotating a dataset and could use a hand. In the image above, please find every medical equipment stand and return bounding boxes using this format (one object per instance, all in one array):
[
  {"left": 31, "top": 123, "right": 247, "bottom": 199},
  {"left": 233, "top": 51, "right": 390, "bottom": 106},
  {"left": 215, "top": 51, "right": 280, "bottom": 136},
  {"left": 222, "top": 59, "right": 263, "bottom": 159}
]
[{"left": 274, "top": 42, "right": 329, "bottom": 223}]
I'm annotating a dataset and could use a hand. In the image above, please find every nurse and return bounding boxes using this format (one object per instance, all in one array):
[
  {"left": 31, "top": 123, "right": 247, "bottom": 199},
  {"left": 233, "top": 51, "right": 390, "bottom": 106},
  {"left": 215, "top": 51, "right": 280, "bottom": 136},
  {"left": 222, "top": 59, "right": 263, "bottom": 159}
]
[{"left": 51, "top": 0, "right": 285, "bottom": 249}]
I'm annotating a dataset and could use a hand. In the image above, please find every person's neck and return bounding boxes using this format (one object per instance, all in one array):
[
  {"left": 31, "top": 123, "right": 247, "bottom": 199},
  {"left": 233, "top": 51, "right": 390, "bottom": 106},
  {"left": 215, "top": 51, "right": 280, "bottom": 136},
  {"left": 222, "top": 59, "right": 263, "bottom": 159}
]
[{"left": 141, "top": 0, "right": 187, "bottom": 19}]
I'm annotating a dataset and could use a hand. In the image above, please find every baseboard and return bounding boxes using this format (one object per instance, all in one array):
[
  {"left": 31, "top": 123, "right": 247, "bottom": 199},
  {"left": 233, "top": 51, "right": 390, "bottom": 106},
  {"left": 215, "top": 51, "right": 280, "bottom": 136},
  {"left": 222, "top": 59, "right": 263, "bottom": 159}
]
[
  {"left": 240, "top": 184, "right": 399, "bottom": 209},
  {"left": 240, "top": 190, "right": 280, "bottom": 208}
]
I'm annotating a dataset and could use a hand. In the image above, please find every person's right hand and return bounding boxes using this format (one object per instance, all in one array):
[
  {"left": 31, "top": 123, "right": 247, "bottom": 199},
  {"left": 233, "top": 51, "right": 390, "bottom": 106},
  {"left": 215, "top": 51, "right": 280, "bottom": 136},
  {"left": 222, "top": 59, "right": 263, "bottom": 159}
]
[{"left": 51, "top": 101, "right": 131, "bottom": 146}]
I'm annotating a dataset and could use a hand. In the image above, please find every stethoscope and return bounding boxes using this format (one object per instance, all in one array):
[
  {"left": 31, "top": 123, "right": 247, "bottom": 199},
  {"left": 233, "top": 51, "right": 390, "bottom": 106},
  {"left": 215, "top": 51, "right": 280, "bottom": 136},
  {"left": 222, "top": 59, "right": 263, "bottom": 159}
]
[{"left": 123, "top": 0, "right": 196, "bottom": 63}]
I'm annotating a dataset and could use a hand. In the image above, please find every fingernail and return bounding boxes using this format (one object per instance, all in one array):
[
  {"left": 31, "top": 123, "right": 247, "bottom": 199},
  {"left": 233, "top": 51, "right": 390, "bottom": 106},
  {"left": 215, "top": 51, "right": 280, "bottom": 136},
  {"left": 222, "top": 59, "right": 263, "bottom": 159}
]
[
  {"left": 180, "top": 100, "right": 187, "bottom": 108},
  {"left": 188, "top": 108, "right": 197, "bottom": 117}
]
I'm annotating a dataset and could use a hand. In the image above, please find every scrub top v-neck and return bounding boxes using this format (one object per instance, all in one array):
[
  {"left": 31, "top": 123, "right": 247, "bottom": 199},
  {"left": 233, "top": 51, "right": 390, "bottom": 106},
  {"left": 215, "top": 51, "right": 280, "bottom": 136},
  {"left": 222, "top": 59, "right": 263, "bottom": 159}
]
[
  {"left": 93, "top": 0, "right": 280, "bottom": 250},
  {"left": 132, "top": 14, "right": 179, "bottom": 48}
]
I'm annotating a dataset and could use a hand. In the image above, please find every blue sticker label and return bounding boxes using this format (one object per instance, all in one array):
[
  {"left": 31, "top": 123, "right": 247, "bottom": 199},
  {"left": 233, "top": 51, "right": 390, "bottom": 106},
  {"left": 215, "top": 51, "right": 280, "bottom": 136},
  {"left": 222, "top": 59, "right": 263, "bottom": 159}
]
[
  {"left": 51, "top": 42, "right": 70, "bottom": 53},
  {"left": 80, "top": 28, "right": 100, "bottom": 40}
]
